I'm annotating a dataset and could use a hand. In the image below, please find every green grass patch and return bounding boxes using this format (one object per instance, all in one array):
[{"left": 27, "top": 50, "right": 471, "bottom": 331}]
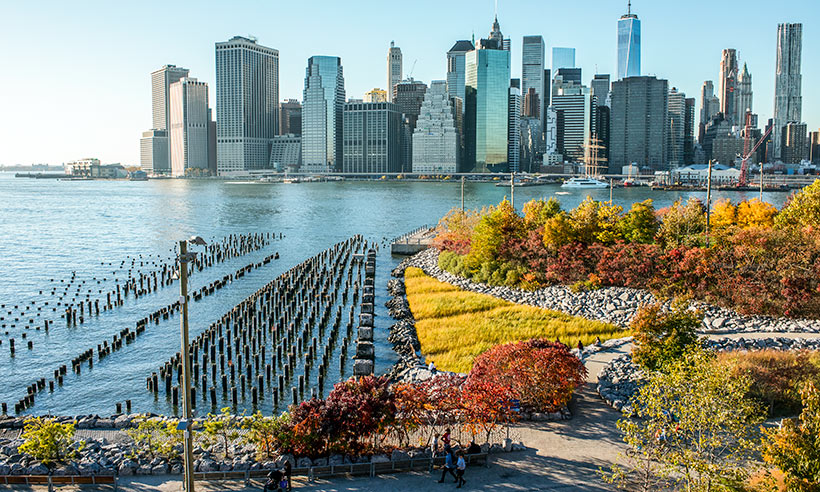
[{"left": 405, "top": 267, "right": 630, "bottom": 373}]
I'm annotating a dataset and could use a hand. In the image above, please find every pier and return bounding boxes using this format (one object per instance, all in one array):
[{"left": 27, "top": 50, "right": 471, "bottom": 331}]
[{"left": 390, "top": 226, "right": 435, "bottom": 255}]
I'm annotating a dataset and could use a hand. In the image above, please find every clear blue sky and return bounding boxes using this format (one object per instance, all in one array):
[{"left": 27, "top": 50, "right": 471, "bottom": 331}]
[{"left": 0, "top": 0, "right": 817, "bottom": 166}]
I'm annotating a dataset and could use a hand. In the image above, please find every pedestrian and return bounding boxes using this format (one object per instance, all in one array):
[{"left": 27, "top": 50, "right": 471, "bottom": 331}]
[
  {"left": 455, "top": 451, "right": 467, "bottom": 488},
  {"left": 264, "top": 468, "right": 283, "bottom": 491},
  {"left": 577, "top": 340, "right": 584, "bottom": 352},
  {"left": 431, "top": 433, "right": 440, "bottom": 456},
  {"left": 437, "top": 447, "right": 457, "bottom": 483},
  {"left": 284, "top": 460, "right": 292, "bottom": 491},
  {"left": 442, "top": 428, "right": 451, "bottom": 448},
  {"left": 428, "top": 360, "right": 437, "bottom": 373}
]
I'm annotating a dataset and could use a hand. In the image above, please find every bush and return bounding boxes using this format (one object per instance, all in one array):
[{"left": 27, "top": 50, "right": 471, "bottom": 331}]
[
  {"left": 775, "top": 179, "right": 820, "bottom": 230},
  {"left": 631, "top": 300, "right": 702, "bottom": 372},
  {"left": 467, "top": 339, "right": 587, "bottom": 413},
  {"left": 243, "top": 412, "right": 294, "bottom": 461},
  {"left": 126, "top": 417, "right": 183, "bottom": 460},
  {"left": 202, "top": 407, "right": 241, "bottom": 459},
  {"left": 19, "top": 417, "right": 80, "bottom": 467},
  {"left": 656, "top": 198, "right": 706, "bottom": 249}
]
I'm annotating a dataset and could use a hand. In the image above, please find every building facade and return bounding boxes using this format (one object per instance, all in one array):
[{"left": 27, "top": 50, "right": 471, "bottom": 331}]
[
  {"left": 667, "top": 88, "right": 686, "bottom": 169},
  {"left": 393, "top": 79, "right": 428, "bottom": 171},
  {"left": 551, "top": 47, "right": 575, "bottom": 77},
  {"left": 699, "top": 80, "right": 720, "bottom": 143},
  {"left": 412, "top": 80, "right": 459, "bottom": 174},
  {"left": 169, "top": 78, "right": 210, "bottom": 176},
  {"left": 387, "top": 42, "right": 402, "bottom": 103},
  {"left": 551, "top": 81, "right": 593, "bottom": 164},
  {"left": 773, "top": 23, "right": 803, "bottom": 159},
  {"left": 140, "top": 130, "right": 169, "bottom": 175},
  {"left": 782, "top": 122, "right": 807, "bottom": 164},
  {"left": 151, "top": 65, "right": 189, "bottom": 132},
  {"left": 736, "top": 63, "right": 753, "bottom": 125},
  {"left": 684, "top": 97, "right": 696, "bottom": 164},
  {"left": 508, "top": 84, "right": 521, "bottom": 173},
  {"left": 302, "top": 56, "right": 345, "bottom": 172},
  {"left": 215, "top": 36, "right": 279, "bottom": 174},
  {"left": 809, "top": 130, "right": 820, "bottom": 164},
  {"left": 522, "top": 36, "right": 545, "bottom": 121},
  {"left": 364, "top": 88, "right": 388, "bottom": 103},
  {"left": 269, "top": 135, "right": 301, "bottom": 170},
  {"left": 279, "top": 99, "right": 302, "bottom": 136},
  {"left": 719, "top": 49, "right": 739, "bottom": 125},
  {"left": 446, "top": 40, "right": 474, "bottom": 109},
  {"left": 610, "top": 76, "right": 669, "bottom": 171},
  {"left": 617, "top": 4, "right": 641, "bottom": 80},
  {"left": 591, "top": 74, "right": 611, "bottom": 107},
  {"left": 342, "top": 102, "right": 402, "bottom": 173},
  {"left": 465, "top": 44, "right": 511, "bottom": 173}
]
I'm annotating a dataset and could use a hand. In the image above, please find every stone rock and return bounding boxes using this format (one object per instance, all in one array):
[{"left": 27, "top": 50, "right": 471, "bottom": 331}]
[
  {"left": 312, "top": 457, "right": 327, "bottom": 467},
  {"left": 118, "top": 459, "right": 137, "bottom": 476},
  {"left": 297, "top": 457, "right": 312, "bottom": 468},
  {"left": 199, "top": 459, "right": 218, "bottom": 473},
  {"left": 370, "top": 454, "right": 390, "bottom": 463},
  {"left": 391, "top": 449, "right": 410, "bottom": 461},
  {"left": 328, "top": 454, "right": 345, "bottom": 466}
]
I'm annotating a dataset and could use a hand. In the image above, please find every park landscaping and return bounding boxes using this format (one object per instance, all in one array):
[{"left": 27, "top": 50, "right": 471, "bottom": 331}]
[{"left": 404, "top": 266, "right": 628, "bottom": 373}]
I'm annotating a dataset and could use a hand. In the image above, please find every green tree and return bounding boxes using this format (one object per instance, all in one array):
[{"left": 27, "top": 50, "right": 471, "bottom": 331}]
[
  {"left": 617, "top": 199, "right": 660, "bottom": 244},
  {"left": 606, "top": 349, "right": 765, "bottom": 491},
  {"left": 242, "top": 411, "right": 294, "bottom": 461},
  {"left": 761, "top": 381, "right": 820, "bottom": 491},
  {"left": 18, "top": 417, "right": 80, "bottom": 467},
  {"left": 522, "top": 198, "right": 562, "bottom": 232},
  {"left": 775, "top": 180, "right": 820, "bottom": 230},
  {"left": 126, "top": 417, "right": 183, "bottom": 460},
  {"left": 631, "top": 300, "right": 703, "bottom": 372},
  {"left": 202, "top": 407, "right": 241, "bottom": 459},
  {"left": 464, "top": 200, "right": 524, "bottom": 276},
  {"left": 657, "top": 198, "right": 707, "bottom": 249}
]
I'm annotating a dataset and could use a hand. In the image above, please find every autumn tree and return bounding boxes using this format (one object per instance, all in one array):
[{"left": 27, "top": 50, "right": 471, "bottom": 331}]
[
  {"left": 19, "top": 417, "right": 80, "bottom": 468},
  {"left": 775, "top": 180, "right": 820, "bottom": 230},
  {"left": 631, "top": 300, "right": 702, "bottom": 372},
  {"left": 126, "top": 417, "right": 183, "bottom": 460},
  {"left": 656, "top": 198, "right": 707, "bottom": 249},
  {"left": 202, "top": 407, "right": 241, "bottom": 459},
  {"left": 736, "top": 198, "right": 777, "bottom": 228},
  {"left": 617, "top": 199, "right": 660, "bottom": 244},
  {"left": 522, "top": 198, "right": 562, "bottom": 232},
  {"left": 762, "top": 381, "right": 820, "bottom": 491},
  {"left": 606, "top": 348, "right": 765, "bottom": 491}
]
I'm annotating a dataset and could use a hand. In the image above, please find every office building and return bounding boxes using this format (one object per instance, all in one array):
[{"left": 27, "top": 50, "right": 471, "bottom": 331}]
[
  {"left": 543, "top": 69, "right": 551, "bottom": 108},
  {"left": 342, "top": 102, "right": 402, "bottom": 173},
  {"left": 684, "top": 98, "right": 696, "bottom": 164},
  {"left": 699, "top": 81, "right": 720, "bottom": 142},
  {"left": 465, "top": 19, "right": 511, "bottom": 173},
  {"left": 140, "top": 130, "right": 169, "bottom": 175},
  {"left": 215, "top": 36, "right": 279, "bottom": 173},
  {"left": 151, "top": 65, "right": 190, "bottom": 132},
  {"left": 736, "top": 64, "right": 753, "bottom": 125},
  {"left": 773, "top": 23, "right": 803, "bottom": 159},
  {"left": 552, "top": 80, "right": 594, "bottom": 163},
  {"left": 479, "top": 16, "right": 510, "bottom": 51},
  {"left": 364, "top": 88, "right": 388, "bottom": 103},
  {"left": 551, "top": 47, "right": 575, "bottom": 77},
  {"left": 393, "top": 79, "right": 427, "bottom": 170},
  {"left": 544, "top": 107, "right": 558, "bottom": 155},
  {"left": 782, "top": 122, "right": 807, "bottom": 164},
  {"left": 508, "top": 84, "right": 521, "bottom": 173},
  {"left": 617, "top": 2, "right": 641, "bottom": 80},
  {"left": 279, "top": 99, "right": 302, "bottom": 136},
  {"left": 446, "top": 40, "right": 474, "bottom": 108},
  {"left": 269, "top": 135, "right": 301, "bottom": 170},
  {"left": 667, "top": 88, "right": 686, "bottom": 169},
  {"left": 556, "top": 68, "right": 582, "bottom": 87},
  {"left": 610, "top": 76, "right": 669, "bottom": 171},
  {"left": 809, "top": 130, "right": 819, "bottom": 164},
  {"left": 595, "top": 105, "right": 611, "bottom": 165},
  {"left": 412, "top": 80, "right": 459, "bottom": 173},
  {"left": 169, "top": 77, "right": 210, "bottom": 176},
  {"left": 520, "top": 117, "right": 543, "bottom": 172},
  {"left": 302, "top": 56, "right": 345, "bottom": 172},
  {"left": 522, "top": 36, "right": 545, "bottom": 121},
  {"left": 719, "top": 49, "right": 739, "bottom": 125},
  {"left": 387, "top": 42, "right": 402, "bottom": 102},
  {"left": 591, "top": 74, "right": 611, "bottom": 107}
]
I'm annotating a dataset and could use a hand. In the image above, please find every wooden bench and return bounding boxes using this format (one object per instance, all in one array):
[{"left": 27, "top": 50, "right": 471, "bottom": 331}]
[{"left": 0, "top": 475, "right": 117, "bottom": 490}]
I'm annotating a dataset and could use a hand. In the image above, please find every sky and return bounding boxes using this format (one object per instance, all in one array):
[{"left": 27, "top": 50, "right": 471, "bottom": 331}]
[{"left": 0, "top": 0, "right": 817, "bottom": 166}]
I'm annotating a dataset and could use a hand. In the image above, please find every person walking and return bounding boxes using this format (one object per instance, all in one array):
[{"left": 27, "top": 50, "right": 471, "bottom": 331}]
[
  {"left": 442, "top": 428, "right": 451, "bottom": 448},
  {"left": 430, "top": 433, "right": 440, "bottom": 456},
  {"left": 455, "top": 451, "right": 467, "bottom": 488},
  {"left": 284, "top": 460, "right": 292, "bottom": 491},
  {"left": 437, "top": 447, "right": 457, "bottom": 483}
]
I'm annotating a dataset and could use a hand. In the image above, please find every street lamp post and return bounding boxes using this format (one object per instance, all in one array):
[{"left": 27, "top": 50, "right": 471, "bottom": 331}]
[{"left": 178, "top": 236, "right": 207, "bottom": 492}]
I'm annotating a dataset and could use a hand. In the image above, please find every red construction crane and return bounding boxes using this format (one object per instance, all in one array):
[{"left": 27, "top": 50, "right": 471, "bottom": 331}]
[{"left": 738, "top": 115, "right": 772, "bottom": 187}]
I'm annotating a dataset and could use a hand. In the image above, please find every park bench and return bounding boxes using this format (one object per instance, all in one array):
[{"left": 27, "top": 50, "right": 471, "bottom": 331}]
[{"left": 0, "top": 474, "right": 117, "bottom": 490}]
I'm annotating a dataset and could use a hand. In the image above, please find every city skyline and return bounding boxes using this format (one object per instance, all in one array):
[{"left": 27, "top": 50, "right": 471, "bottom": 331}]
[{"left": 0, "top": 0, "right": 817, "bottom": 165}]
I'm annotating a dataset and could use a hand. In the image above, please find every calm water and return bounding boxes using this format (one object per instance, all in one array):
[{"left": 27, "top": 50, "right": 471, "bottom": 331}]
[{"left": 0, "top": 173, "right": 792, "bottom": 416}]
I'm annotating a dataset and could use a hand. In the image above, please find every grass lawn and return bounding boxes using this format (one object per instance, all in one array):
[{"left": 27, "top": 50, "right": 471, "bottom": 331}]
[{"left": 405, "top": 267, "right": 630, "bottom": 373}]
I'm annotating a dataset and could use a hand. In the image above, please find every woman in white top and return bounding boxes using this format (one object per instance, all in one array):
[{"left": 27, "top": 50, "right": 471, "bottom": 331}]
[{"left": 455, "top": 451, "right": 466, "bottom": 488}]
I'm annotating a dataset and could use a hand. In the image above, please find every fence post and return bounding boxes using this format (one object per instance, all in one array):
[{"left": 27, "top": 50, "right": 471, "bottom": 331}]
[{"left": 370, "top": 462, "right": 375, "bottom": 478}]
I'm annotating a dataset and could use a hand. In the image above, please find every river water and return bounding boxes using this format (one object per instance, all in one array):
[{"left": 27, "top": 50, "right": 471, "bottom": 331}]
[{"left": 0, "top": 173, "right": 792, "bottom": 416}]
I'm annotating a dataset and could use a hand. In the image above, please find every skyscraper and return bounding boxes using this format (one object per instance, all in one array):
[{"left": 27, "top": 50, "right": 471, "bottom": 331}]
[
  {"left": 508, "top": 82, "right": 521, "bottom": 173},
  {"left": 684, "top": 98, "right": 696, "bottom": 165},
  {"left": 699, "top": 81, "right": 720, "bottom": 143},
  {"left": 551, "top": 47, "right": 575, "bottom": 77},
  {"left": 617, "top": 1, "right": 641, "bottom": 80},
  {"left": 364, "top": 88, "right": 388, "bottom": 103},
  {"left": 556, "top": 68, "right": 582, "bottom": 87},
  {"left": 773, "top": 23, "right": 803, "bottom": 159},
  {"left": 169, "top": 77, "right": 210, "bottom": 176},
  {"left": 719, "top": 49, "right": 739, "bottom": 125},
  {"left": 591, "top": 74, "right": 611, "bottom": 107},
  {"left": 667, "top": 88, "right": 686, "bottom": 169},
  {"left": 215, "top": 36, "right": 279, "bottom": 174},
  {"left": 342, "top": 101, "right": 402, "bottom": 173},
  {"left": 142, "top": 65, "right": 189, "bottom": 175},
  {"left": 387, "top": 42, "right": 402, "bottom": 103},
  {"left": 522, "top": 36, "right": 545, "bottom": 121},
  {"left": 140, "top": 130, "right": 168, "bottom": 175},
  {"left": 551, "top": 81, "right": 594, "bottom": 164},
  {"left": 736, "top": 64, "right": 753, "bottom": 125},
  {"left": 412, "top": 80, "right": 459, "bottom": 174},
  {"left": 781, "top": 122, "right": 807, "bottom": 164},
  {"left": 523, "top": 89, "right": 540, "bottom": 118},
  {"left": 279, "top": 99, "right": 302, "bottom": 136},
  {"left": 446, "top": 40, "right": 474, "bottom": 108},
  {"left": 810, "top": 130, "right": 820, "bottom": 164},
  {"left": 610, "top": 76, "right": 669, "bottom": 171},
  {"left": 465, "top": 17, "right": 511, "bottom": 173},
  {"left": 393, "top": 79, "right": 428, "bottom": 171},
  {"left": 302, "top": 56, "right": 345, "bottom": 172}
]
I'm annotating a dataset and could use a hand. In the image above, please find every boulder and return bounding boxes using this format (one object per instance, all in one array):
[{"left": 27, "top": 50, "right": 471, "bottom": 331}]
[{"left": 391, "top": 449, "right": 410, "bottom": 461}]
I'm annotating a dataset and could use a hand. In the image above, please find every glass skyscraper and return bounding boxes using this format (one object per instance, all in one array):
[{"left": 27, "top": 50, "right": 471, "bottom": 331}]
[
  {"left": 522, "top": 36, "right": 545, "bottom": 122},
  {"left": 302, "top": 56, "right": 345, "bottom": 173},
  {"left": 617, "top": 4, "right": 641, "bottom": 80},
  {"left": 446, "top": 40, "right": 474, "bottom": 109},
  {"left": 465, "top": 48, "right": 511, "bottom": 173},
  {"left": 551, "top": 47, "right": 575, "bottom": 77}
]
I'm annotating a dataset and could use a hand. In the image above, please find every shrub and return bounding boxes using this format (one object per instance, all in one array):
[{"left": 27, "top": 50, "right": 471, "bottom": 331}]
[
  {"left": 465, "top": 200, "right": 524, "bottom": 274},
  {"left": 243, "top": 412, "right": 294, "bottom": 461},
  {"left": 617, "top": 199, "right": 659, "bottom": 244},
  {"left": 656, "top": 198, "right": 706, "bottom": 249},
  {"left": 202, "top": 407, "right": 241, "bottom": 459},
  {"left": 631, "top": 300, "right": 702, "bottom": 372},
  {"left": 522, "top": 198, "right": 561, "bottom": 231},
  {"left": 775, "top": 179, "right": 820, "bottom": 230},
  {"left": 19, "top": 417, "right": 80, "bottom": 467},
  {"left": 467, "top": 339, "right": 587, "bottom": 413},
  {"left": 126, "top": 417, "right": 183, "bottom": 460},
  {"left": 432, "top": 208, "right": 484, "bottom": 255},
  {"left": 761, "top": 381, "right": 820, "bottom": 491}
]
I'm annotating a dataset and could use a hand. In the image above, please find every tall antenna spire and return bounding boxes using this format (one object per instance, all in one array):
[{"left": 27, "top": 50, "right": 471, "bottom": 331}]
[
  {"left": 495, "top": 0, "right": 498, "bottom": 18},
  {"left": 627, "top": 0, "right": 631, "bottom": 15}
]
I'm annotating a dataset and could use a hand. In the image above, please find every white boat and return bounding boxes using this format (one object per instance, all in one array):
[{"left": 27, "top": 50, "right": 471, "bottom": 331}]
[{"left": 561, "top": 177, "right": 609, "bottom": 188}]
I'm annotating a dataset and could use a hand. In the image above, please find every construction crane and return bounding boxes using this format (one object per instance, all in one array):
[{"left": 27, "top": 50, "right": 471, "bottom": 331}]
[{"left": 738, "top": 113, "right": 772, "bottom": 187}]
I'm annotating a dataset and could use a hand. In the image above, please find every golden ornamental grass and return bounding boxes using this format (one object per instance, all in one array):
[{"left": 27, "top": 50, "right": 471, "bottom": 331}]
[{"left": 404, "top": 267, "right": 630, "bottom": 373}]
